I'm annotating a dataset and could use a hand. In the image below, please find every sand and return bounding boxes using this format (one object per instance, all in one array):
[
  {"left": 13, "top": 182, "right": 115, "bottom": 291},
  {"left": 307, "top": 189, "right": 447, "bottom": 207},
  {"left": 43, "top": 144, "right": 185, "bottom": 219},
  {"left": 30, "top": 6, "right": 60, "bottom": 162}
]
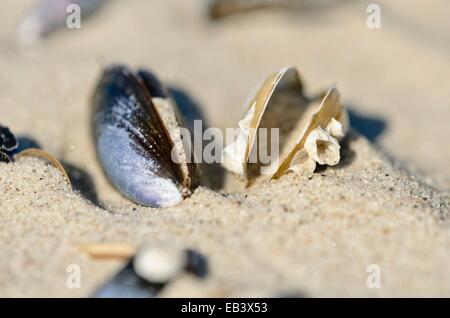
[{"left": 0, "top": 0, "right": 449, "bottom": 297}]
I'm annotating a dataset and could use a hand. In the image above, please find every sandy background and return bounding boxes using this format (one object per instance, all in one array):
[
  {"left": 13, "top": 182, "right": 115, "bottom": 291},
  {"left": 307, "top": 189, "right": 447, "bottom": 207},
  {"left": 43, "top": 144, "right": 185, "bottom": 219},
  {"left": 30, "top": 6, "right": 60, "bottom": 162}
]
[{"left": 0, "top": 0, "right": 449, "bottom": 297}]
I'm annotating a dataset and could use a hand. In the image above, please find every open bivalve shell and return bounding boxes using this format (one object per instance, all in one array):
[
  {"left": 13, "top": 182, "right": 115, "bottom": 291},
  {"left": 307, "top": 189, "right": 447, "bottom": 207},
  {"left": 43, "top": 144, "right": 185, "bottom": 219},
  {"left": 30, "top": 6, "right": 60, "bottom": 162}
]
[
  {"left": 91, "top": 66, "right": 197, "bottom": 208},
  {"left": 221, "top": 67, "right": 348, "bottom": 184}
]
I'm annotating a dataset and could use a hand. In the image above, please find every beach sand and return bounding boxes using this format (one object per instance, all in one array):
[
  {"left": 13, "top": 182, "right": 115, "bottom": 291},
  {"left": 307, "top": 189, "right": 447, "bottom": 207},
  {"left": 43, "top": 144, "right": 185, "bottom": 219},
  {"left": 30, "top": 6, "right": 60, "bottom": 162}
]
[{"left": 0, "top": 0, "right": 449, "bottom": 297}]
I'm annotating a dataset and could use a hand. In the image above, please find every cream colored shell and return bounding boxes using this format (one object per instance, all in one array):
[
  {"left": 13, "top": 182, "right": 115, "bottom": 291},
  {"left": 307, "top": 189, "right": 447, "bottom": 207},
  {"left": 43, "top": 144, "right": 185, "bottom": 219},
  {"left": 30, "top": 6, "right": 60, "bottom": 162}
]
[{"left": 221, "top": 67, "right": 348, "bottom": 183}]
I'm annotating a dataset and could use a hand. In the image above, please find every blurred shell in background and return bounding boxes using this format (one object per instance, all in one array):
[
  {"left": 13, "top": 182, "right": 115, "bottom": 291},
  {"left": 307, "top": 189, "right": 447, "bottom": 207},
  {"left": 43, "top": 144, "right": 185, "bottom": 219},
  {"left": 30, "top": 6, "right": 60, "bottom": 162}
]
[
  {"left": 0, "top": 125, "right": 19, "bottom": 163},
  {"left": 207, "top": 0, "right": 344, "bottom": 19},
  {"left": 16, "top": 0, "right": 106, "bottom": 46}
]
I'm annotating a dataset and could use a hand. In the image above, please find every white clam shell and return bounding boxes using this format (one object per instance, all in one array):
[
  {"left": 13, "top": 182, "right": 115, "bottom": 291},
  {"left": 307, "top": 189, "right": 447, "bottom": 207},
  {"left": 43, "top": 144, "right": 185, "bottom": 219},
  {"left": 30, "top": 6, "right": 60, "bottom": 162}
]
[{"left": 221, "top": 66, "right": 348, "bottom": 183}]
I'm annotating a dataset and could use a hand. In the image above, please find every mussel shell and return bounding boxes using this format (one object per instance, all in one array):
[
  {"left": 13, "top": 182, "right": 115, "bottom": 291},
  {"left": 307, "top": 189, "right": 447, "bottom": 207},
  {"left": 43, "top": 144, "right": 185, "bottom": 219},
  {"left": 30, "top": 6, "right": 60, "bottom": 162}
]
[
  {"left": 93, "top": 261, "right": 161, "bottom": 298},
  {"left": 91, "top": 65, "right": 192, "bottom": 208},
  {"left": 0, "top": 151, "right": 11, "bottom": 163},
  {"left": 0, "top": 125, "right": 19, "bottom": 152},
  {"left": 137, "top": 69, "right": 197, "bottom": 187}
]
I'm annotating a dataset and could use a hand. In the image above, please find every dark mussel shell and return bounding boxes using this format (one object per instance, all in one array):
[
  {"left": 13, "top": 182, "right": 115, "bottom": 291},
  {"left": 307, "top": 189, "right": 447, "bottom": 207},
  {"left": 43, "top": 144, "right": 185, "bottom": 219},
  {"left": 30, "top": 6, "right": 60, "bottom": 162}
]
[
  {"left": 0, "top": 125, "right": 19, "bottom": 152},
  {"left": 0, "top": 125, "right": 19, "bottom": 163},
  {"left": 0, "top": 152, "right": 11, "bottom": 163},
  {"left": 91, "top": 66, "right": 195, "bottom": 208},
  {"left": 92, "top": 244, "right": 208, "bottom": 298}
]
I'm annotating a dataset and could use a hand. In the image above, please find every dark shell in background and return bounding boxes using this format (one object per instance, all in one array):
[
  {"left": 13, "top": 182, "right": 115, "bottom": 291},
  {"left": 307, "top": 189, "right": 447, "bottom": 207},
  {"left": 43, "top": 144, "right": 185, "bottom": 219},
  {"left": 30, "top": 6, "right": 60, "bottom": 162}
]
[
  {"left": 0, "top": 126, "right": 19, "bottom": 152},
  {"left": 0, "top": 125, "right": 19, "bottom": 163},
  {"left": 17, "top": 0, "right": 107, "bottom": 46},
  {"left": 93, "top": 261, "right": 162, "bottom": 298},
  {"left": 0, "top": 152, "right": 11, "bottom": 163},
  {"left": 91, "top": 65, "right": 195, "bottom": 207},
  {"left": 92, "top": 247, "right": 208, "bottom": 298}
]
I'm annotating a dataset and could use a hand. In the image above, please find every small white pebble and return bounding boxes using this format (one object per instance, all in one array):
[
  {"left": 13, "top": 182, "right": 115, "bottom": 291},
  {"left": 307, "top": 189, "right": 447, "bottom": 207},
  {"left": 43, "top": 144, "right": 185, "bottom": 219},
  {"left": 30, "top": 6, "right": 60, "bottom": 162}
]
[{"left": 133, "top": 243, "right": 187, "bottom": 284}]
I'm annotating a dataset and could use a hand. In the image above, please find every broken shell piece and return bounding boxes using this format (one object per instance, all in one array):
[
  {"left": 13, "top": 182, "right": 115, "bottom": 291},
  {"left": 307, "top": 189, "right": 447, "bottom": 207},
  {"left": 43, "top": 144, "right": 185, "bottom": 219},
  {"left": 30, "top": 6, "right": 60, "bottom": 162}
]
[
  {"left": 304, "top": 127, "right": 340, "bottom": 166},
  {"left": 77, "top": 243, "right": 136, "bottom": 259},
  {"left": 208, "top": 0, "right": 303, "bottom": 19},
  {"left": 15, "top": 148, "right": 71, "bottom": 186},
  {"left": 91, "top": 65, "right": 197, "bottom": 208},
  {"left": 273, "top": 87, "right": 347, "bottom": 178},
  {"left": 207, "top": 0, "right": 339, "bottom": 19},
  {"left": 208, "top": 0, "right": 278, "bottom": 18},
  {"left": 0, "top": 125, "right": 71, "bottom": 185},
  {"left": 286, "top": 149, "right": 316, "bottom": 176},
  {"left": 221, "top": 67, "right": 347, "bottom": 183},
  {"left": 326, "top": 118, "right": 345, "bottom": 139}
]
